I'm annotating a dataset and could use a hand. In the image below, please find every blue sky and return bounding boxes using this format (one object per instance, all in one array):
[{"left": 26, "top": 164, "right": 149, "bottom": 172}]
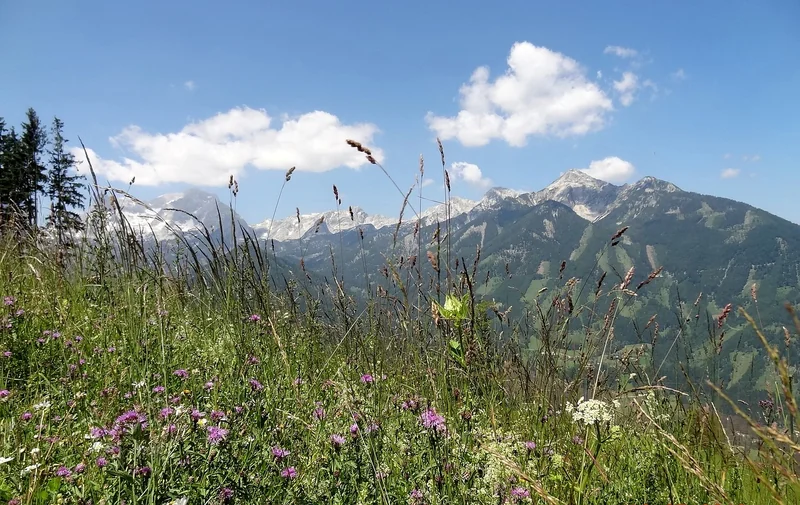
[{"left": 2, "top": 0, "right": 799, "bottom": 224}]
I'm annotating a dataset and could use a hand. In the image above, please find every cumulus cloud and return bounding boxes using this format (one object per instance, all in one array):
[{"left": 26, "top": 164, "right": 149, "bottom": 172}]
[
  {"left": 671, "top": 68, "right": 687, "bottom": 81},
  {"left": 184, "top": 80, "right": 196, "bottom": 91},
  {"left": 720, "top": 168, "right": 741, "bottom": 179},
  {"left": 604, "top": 45, "right": 639, "bottom": 59},
  {"left": 426, "top": 42, "right": 613, "bottom": 147},
  {"left": 449, "top": 162, "right": 493, "bottom": 189},
  {"left": 613, "top": 72, "right": 639, "bottom": 106},
  {"left": 579, "top": 156, "right": 636, "bottom": 183},
  {"left": 74, "top": 107, "right": 384, "bottom": 186}
]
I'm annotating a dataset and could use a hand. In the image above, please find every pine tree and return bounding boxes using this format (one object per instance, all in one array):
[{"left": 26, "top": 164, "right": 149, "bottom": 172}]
[
  {"left": 0, "top": 122, "right": 26, "bottom": 227},
  {"left": 46, "top": 116, "right": 86, "bottom": 249},
  {"left": 18, "top": 108, "right": 48, "bottom": 229}
]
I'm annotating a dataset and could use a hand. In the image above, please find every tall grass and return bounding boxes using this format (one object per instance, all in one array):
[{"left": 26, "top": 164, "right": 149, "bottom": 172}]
[{"left": 0, "top": 139, "right": 797, "bottom": 504}]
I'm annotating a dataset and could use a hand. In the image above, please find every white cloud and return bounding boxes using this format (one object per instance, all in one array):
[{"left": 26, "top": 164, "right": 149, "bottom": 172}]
[
  {"left": 723, "top": 153, "right": 732, "bottom": 160},
  {"left": 720, "top": 168, "right": 741, "bottom": 179},
  {"left": 579, "top": 156, "right": 636, "bottom": 183},
  {"left": 184, "top": 80, "right": 196, "bottom": 91},
  {"left": 73, "top": 107, "right": 384, "bottom": 186},
  {"left": 604, "top": 45, "right": 639, "bottom": 59},
  {"left": 420, "top": 178, "right": 436, "bottom": 188},
  {"left": 426, "top": 42, "right": 613, "bottom": 147},
  {"left": 613, "top": 72, "right": 639, "bottom": 106},
  {"left": 671, "top": 68, "right": 687, "bottom": 81},
  {"left": 742, "top": 154, "right": 761, "bottom": 162},
  {"left": 449, "top": 162, "right": 493, "bottom": 189}
]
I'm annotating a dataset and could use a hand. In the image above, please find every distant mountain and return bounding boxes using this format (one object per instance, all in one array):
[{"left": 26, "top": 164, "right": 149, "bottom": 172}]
[{"left": 106, "top": 170, "right": 800, "bottom": 403}]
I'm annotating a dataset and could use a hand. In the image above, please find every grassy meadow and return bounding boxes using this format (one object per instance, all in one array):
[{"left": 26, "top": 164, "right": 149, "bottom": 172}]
[{"left": 0, "top": 149, "right": 799, "bottom": 505}]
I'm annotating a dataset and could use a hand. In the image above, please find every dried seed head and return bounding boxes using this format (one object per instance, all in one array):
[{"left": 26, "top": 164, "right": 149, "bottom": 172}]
[
  {"left": 348, "top": 206, "right": 354, "bottom": 221},
  {"left": 419, "top": 154, "right": 424, "bottom": 177},
  {"left": 611, "top": 226, "right": 629, "bottom": 244},
  {"left": 333, "top": 185, "right": 339, "bottom": 201},
  {"left": 637, "top": 266, "right": 663, "bottom": 290},
  {"left": 717, "top": 303, "right": 732, "bottom": 328},
  {"left": 444, "top": 170, "right": 451, "bottom": 192},
  {"left": 437, "top": 138, "right": 445, "bottom": 167},
  {"left": 750, "top": 282, "right": 758, "bottom": 303},
  {"left": 285, "top": 166, "right": 296, "bottom": 182},
  {"left": 366, "top": 155, "right": 377, "bottom": 165},
  {"left": 228, "top": 175, "right": 234, "bottom": 189},
  {"left": 296, "top": 207, "right": 301, "bottom": 225},
  {"left": 620, "top": 267, "right": 635, "bottom": 290}
]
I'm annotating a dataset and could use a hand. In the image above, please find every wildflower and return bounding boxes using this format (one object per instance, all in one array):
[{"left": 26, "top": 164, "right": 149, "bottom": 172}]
[
  {"left": 330, "top": 434, "right": 346, "bottom": 448},
  {"left": 33, "top": 401, "right": 50, "bottom": 411},
  {"left": 22, "top": 464, "right": 40, "bottom": 475},
  {"left": 511, "top": 487, "right": 531, "bottom": 500},
  {"left": 164, "top": 423, "right": 177, "bottom": 435},
  {"left": 21, "top": 412, "right": 32, "bottom": 421},
  {"left": 247, "top": 355, "right": 260, "bottom": 365},
  {"left": 74, "top": 463, "right": 86, "bottom": 474},
  {"left": 211, "top": 410, "right": 226, "bottom": 421},
  {"left": 280, "top": 466, "right": 298, "bottom": 479},
  {"left": 160, "top": 407, "right": 174, "bottom": 420},
  {"left": 219, "top": 487, "right": 234, "bottom": 503},
  {"left": 2, "top": 351, "right": 10, "bottom": 357},
  {"left": 248, "top": 378, "right": 263, "bottom": 391},
  {"left": 271, "top": 446, "right": 290, "bottom": 460},
  {"left": 56, "top": 466, "right": 72, "bottom": 478},
  {"left": 3, "top": 296, "right": 15, "bottom": 306},
  {"left": 204, "top": 381, "right": 214, "bottom": 391},
  {"left": 207, "top": 426, "right": 229, "bottom": 445},
  {"left": 190, "top": 409, "right": 205, "bottom": 422},
  {"left": 152, "top": 386, "right": 165, "bottom": 394},
  {"left": 524, "top": 441, "right": 536, "bottom": 451},
  {"left": 419, "top": 407, "right": 446, "bottom": 433},
  {"left": 410, "top": 489, "right": 424, "bottom": 502},
  {"left": 248, "top": 314, "right": 261, "bottom": 322},
  {"left": 313, "top": 406, "right": 325, "bottom": 421},
  {"left": 173, "top": 369, "right": 188, "bottom": 379},
  {"left": 293, "top": 377, "right": 304, "bottom": 386},
  {"left": 566, "top": 397, "right": 616, "bottom": 426},
  {"left": 360, "top": 373, "right": 374, "bottom": 384},
  {"left": 96, "top": 457, "right": 108, "bottom": 468},
  {"left": 0, "top": 390, "right": 9, "bottom": 400},
  {"left": 350, "top": 423, "right": 359, "bottom": 436},
  {"left": 134, "top": 466, "right": 152, "bottom": 477},
  {"left": 572, "top": 435, "right": 584, "bottom": 445}
]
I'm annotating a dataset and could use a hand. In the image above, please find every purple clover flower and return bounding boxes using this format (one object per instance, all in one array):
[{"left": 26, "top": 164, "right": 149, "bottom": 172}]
[
  {"left": 280, "top": 466, "right": 298, "bottom": 479},
  {"left": 360, "top": 373, "right": 374, "bottom": 384},
  {"left": 207, "top": 426, "right": 229, "bottom": 445},
  {"left": 420, "top": 407, "right": 446, "bottom": 434},
  {"left": 511, "top": 487, "right": 531, "bottom": 499},
  {"left": 248, "top": 314, "right": 261, "bottom": 322},
  {"left": 330, "top": 433, "right": 346, "bottom": 448},
  {"left": 271, "top": 446, "right": 290, "bottom": 460},
  {"left": 55, "top": 466, "right": 72, "bottom": 477},
  {"left": 96, "top": 457, "right": 108, "bottom": 468},
  {"left": 173, "top": 369, "right": 188, "bottom": 379}
]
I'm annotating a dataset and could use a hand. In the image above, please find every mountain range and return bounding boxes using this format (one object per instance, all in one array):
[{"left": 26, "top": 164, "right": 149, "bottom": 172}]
[{"left": 106, "top": 169, "right": 800, "bottom": 403}]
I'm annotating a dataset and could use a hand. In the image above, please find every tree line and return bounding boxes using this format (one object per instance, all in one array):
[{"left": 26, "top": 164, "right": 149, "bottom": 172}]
[{"left": 0, "top": 107, "right": 87, "bottom": 249}]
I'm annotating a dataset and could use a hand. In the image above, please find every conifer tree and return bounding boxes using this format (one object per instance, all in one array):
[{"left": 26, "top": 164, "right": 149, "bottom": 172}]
[
  {"left": 18, "top": 108, "right": 48, "bottom": 229},
  {"left": 46, "top": 116, "right": 86, "bottom": 249}
]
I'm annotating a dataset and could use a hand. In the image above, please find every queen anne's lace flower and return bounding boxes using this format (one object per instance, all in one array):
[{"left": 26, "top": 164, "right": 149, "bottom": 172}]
[{"left": 566, "top": 397, "right": 617, "bottom": 425}]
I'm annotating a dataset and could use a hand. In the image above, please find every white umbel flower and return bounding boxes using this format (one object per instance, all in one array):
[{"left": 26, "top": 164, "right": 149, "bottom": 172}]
[{"left": 566, "top": 396, "right": 617, "bottom": 425}]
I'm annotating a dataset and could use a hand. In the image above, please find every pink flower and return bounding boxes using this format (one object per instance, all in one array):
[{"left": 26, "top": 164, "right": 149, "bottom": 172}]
[{"left": 280, "top": 466, "right": 297, "bottom": 479}]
